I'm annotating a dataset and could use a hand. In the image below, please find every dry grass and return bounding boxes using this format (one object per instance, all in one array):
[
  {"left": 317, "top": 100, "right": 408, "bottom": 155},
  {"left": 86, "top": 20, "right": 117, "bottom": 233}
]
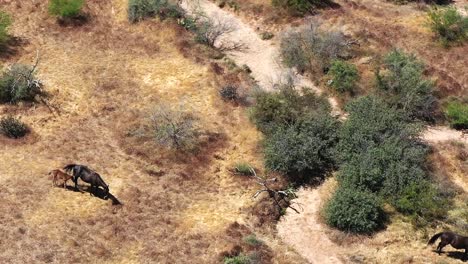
[{"left": 0, "top": 1, "right": 304, "bottom": 263}]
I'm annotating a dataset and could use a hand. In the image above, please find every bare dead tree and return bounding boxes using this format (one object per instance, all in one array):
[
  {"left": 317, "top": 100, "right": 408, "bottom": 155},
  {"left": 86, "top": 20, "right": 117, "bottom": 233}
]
[
  {"left": 195, "top": 16, "right": 247, "bottom": 52},
  {"left": 250, "top": 168, "right": 302, "bottom": 214}
]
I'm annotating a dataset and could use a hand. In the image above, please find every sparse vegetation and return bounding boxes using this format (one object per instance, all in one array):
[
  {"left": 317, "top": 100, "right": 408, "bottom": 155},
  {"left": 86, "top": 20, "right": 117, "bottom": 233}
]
[
  {"left": 149, "top": 104, "right": 199, "bottom": 151},
  {"left": 0, "top": 11, "right": 12, "bottom": 45},
  {"left": 194, "top": 16, "right": 244, "bottom": 51},
  {"left": 427, "top": 7, "right": 468, "bottom": 46},
  {"left": 128, "top": 0, "right": 183, "bottom": 23},
  {"left": 0, "top": 116, "right": 29, "bottom": 139},
  {"left": 0, "top": 63, "right": 43, "bottom": 104},
  {"left": 445, "top": 100, "right": 468, "bottom": 130},
  {"left": 376, "top": 49, "right": 436, "bottom": 122},
  {"left": 328, "top": 60, "right": 359, "bottom": 93},
  {"left": 280, "top": 25, "right": 350, "bottom": 74},
  {"left": 48, "top": 0, "right": 84, "bottom": 18},
  {"left": 325, "top": 187, "right": 384, "bottom": 234}
]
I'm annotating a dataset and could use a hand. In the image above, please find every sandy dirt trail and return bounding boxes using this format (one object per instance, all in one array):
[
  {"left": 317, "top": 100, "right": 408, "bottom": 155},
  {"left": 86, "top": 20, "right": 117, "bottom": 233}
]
[
  {"left": 277, "top": 184, "right": 344, "bottom": 264},
  {"left": 180, "top": 0, "right": 340, "bottom": 113}
]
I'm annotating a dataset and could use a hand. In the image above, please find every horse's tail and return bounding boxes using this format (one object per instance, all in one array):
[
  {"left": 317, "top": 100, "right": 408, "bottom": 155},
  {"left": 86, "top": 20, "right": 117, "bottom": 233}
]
[
  {"left": 428, "top": 232, "right": 444, "bottom": 245},
  {"left": 63, "top": 164, "right": 77, "bottom": 173}
]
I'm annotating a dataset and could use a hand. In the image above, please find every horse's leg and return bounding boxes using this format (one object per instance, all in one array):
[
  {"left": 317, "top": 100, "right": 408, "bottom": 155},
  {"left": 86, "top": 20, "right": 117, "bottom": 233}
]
[{"left": 437, "top": 241, "right": 448, "bottom": 254}]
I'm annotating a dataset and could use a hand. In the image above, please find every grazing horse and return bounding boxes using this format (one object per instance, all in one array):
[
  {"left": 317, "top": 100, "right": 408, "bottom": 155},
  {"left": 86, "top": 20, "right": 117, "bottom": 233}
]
[
  {"left": 63, "top": 164, "right": 109, "bottom": 198},
  {"left": 428, "top": 231, "right": 468, "bottom": 261},
  {"left": 50, "top": 169, "right": 73, "bottom": 189}
]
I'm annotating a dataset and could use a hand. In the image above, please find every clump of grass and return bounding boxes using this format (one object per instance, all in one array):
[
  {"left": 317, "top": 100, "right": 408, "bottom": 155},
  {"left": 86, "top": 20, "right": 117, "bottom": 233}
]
[
  {"left": 224, "top": 253, "right": 252, "bottom": 264},
  {"left": 234, "top": 162, "right": 254, "bottom": 176},
  {"left": 0, "top": 11, "right": 12, "bottom": 45},
  {"left": 445, "top": 100, "right": 468, "bottom": 130},
  {"left": 260, "top": 31, "right": 274, "bottom": 40},
  {"left": 0, "top": 116, "right": 29, "bottom": 139},
  {"left": 49, "top": 0, "right": 84, "bottom": 18},
  {"left": 243, "top": 234, "right": 263, "bottom": 247}
]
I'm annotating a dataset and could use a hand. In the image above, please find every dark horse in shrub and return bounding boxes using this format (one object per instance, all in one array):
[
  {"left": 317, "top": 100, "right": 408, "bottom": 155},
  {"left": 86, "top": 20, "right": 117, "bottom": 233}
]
[
  {"left": 63, "top": 164, "right": 109, "bottom": 199},
  {"left": 429, "top": 231, "right": 468, "bottom": 261}
]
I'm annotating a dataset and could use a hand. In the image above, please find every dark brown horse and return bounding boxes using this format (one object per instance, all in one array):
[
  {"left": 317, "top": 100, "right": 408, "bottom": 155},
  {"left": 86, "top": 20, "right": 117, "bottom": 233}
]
[
  {"left": 428, "top": 231, "right": 468, "bottom": 261},
  {"left": 63, "top": 164, "right": 109, "bottom": 198}
]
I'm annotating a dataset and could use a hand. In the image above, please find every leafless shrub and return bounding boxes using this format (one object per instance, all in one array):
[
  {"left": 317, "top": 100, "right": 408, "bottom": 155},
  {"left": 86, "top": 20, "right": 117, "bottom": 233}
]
[
  {"left": 280, "top": 23, "right": 353, "bottom": 74},
  {"left": 194, "top": 16, "right": 246, "bottom": 52},
  {"left": 149, "top": 103, "right": 200, "bottom": 151}
]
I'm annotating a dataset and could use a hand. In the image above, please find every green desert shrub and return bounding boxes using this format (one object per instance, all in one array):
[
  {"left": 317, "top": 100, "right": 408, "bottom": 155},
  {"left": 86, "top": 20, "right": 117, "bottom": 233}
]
[
  {"left": 328, "top": 60, "right": 359, "bottom": 93},
  {"left": 376, "top": 49, "right": 436, "bottom": 122},
  {"left": 0, "top": 11, "right": 12, "bottom": 45},
  {"left": 337, "top": 135, "right": 428, "bottom": 201},
  {"left": 128, "top": 0, "right": 183, "bottom": 23},
  {"left": 224, "top": 254, "right": 252, "bottom": 264},
  {"left": 427, "top": 7, "right": 468, "bottom": 46},
  {"left": 0, "top": 116, "right": 29, "bottom": 139},
  {"left": 280, "top": 25, "right": 350, "bottom": 73},
  {"left": 336, "top": 96, "right": 428, "bottom": 200},
  {"left": 325, "top": 187, "right": 384, "bottom": 234},
  {"left": 0, "top": 64, "right": 43, "bottom": 104},
  {"left": 49, "top": 0, "right": 84, "bottom": 18},
  {"left": 395, "top": 181, "right": 451, "bottom": 227},
  {"left": 250, "top": 79, "right": 330, "bottom": 134},
  {"left": 263, "top": 112, "right": 339, "bottom": 180},
  {"left": 445, "top": 100, "right": 468, "bottom": 130},
  {"left": 336, "top": 96, "right": 420, "bottom": 163}
]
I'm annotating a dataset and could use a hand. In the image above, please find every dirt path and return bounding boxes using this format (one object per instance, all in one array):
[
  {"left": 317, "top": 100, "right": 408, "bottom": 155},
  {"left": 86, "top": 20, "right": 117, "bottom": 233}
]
[
  {"left": 277, "top": 182, "right": 344, "bottom": 264},
  {"left": 423, "top": 126, "right": 467, "bottom": 144},
  {"left": 180, "top": 0, "right": 340, "bottom": 113}
]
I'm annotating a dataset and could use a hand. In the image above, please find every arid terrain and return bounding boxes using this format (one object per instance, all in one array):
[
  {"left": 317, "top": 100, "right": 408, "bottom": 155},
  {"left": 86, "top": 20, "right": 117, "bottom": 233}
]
[{"left": 0, "top": 0, "right": 467, "bottom": 263}]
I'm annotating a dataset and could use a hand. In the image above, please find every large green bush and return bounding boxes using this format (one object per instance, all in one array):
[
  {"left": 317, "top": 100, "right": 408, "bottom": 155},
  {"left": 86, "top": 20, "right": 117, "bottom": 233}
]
[
  {"left": 263, "top": 112, "right": 339, "bottom": 180},
  {"left": 328, "top": 60, "right": 359, "bottom": 93},
  {"left": 280, "top": 25, "right": 349, "bottom": 73},
  {"left": 337, "top": 135, "right": 428, "bottom": 201},
  {"left": 445, "top": 100, "right": 468, "bottom": 130},
  {"left": 0, "top": 64, "right": 43, "bottom": 103},
  {"left": 0, "top": 11, "right": 12, "bottom": 45},
  {"left": 336, "top": 96, "right": 428, "bottom": 200},
  {"left": 325, "top": 187, "right": 384, "bottom": 234},
  {"left": 49, "top": 0, "right": 84, "bottom": 18},
  {"left": 427, "top": 7, "right": 468, "bottom": 46},
  {"left": 250, "top": 80, "right": 330, "bottom": 134},
  {"left": 376, "top": 49, "right": 436, "bottom": 122},
  {"left": 395, "top": 181, "right": 451, "bottom": 227},
  {"left": 0, "top": 116, "right": 29, "bottom": 139},
  {"left": 128, "top": 0, "right": 183, "bottom": 23},
  {"left": 336, "top": 96, "right": 420, "bottom": 163}
]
